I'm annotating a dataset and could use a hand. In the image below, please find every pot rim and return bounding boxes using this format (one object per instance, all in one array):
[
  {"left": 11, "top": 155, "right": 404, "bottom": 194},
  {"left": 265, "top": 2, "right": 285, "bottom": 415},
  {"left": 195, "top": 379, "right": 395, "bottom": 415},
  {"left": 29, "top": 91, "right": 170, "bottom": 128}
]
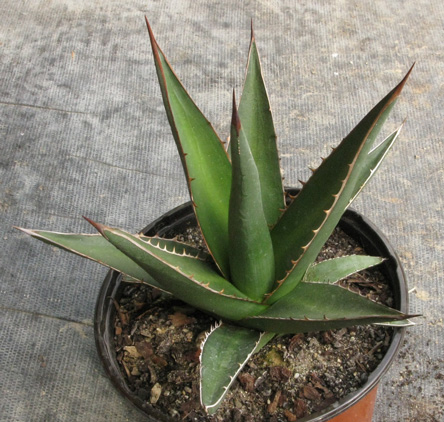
[{"left": 94, "top": 194, "right": 408, "bottom": 422}]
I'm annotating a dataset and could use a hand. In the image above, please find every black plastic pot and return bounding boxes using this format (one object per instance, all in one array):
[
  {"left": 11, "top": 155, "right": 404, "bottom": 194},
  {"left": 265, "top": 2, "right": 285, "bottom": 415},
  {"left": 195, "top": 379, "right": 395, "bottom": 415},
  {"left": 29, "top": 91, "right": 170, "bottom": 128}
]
[{"left": 94, "top": 190, "right": 408, "bottom": 421}]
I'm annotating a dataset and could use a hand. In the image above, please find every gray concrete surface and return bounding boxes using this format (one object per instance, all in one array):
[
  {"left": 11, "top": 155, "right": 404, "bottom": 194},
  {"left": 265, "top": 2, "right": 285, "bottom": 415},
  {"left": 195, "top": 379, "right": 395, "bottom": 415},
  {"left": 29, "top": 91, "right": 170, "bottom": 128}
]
[{"left": 1, "top": 1, "right": 443, "bottom": 421}]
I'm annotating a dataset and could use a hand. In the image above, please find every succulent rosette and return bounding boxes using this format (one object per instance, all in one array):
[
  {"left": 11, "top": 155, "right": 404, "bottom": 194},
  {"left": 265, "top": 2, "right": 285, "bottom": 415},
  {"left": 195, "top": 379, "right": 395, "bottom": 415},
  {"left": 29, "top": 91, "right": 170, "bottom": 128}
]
[{"left": 17, "top": 20, "right": 415, "bottom": 414}]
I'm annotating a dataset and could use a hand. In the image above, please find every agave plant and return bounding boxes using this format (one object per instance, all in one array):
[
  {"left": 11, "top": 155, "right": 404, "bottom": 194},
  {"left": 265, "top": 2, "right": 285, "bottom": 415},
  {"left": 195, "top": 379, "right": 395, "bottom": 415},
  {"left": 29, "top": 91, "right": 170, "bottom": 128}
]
[{"left": 17, "top": 20, "right": 415, "bottom": 414}]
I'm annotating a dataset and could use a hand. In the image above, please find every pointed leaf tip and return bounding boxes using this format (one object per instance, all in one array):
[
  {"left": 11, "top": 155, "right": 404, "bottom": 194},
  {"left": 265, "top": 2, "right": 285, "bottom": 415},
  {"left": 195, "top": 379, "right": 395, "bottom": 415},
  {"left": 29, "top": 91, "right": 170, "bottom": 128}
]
[
  {"left": 145, "top": 16, "right": 159, "bottom": 56},
  {"left": 231, "top": 90, "right": 241, "bottom": 134},
  {"left": 394, "top": 63, "right": 415, "bottom": 96},
  {"left": 13, "top": 226, "right": 33, "bottom": 236},
  {"left": 250, "top": 19, "right": 255, "bottom": 41},
  {"left": 82, "top": 216, "right": 105, "bottom": 235},
  {"left": 144, "top": 16, "right": 152, "bottom": 35}
]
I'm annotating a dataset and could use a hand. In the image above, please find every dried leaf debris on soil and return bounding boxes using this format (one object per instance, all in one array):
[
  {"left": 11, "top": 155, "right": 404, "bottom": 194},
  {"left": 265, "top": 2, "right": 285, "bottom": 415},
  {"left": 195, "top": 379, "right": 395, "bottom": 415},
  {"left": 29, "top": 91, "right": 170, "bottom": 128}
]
[{"left": 114, "top": 226, "right": 394, "bottom": 422}]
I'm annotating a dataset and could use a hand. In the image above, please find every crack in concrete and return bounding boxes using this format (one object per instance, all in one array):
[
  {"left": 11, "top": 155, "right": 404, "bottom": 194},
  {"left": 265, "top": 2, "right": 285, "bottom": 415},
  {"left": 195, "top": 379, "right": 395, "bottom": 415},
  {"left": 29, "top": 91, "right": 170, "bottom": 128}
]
[
  {"left": 0, "top": 305, "right": 94, "bottom": 327},
  {"left": 0, "top": 100, "right": 96, "bottom": 115},
  {"left": 68, "top": 153, "right": 179, "bottom": 178}
]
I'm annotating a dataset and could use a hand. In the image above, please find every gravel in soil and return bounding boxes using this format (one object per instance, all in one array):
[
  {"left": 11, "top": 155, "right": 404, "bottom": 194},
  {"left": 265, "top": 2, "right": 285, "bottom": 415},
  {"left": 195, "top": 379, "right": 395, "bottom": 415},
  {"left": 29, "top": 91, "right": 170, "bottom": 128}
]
[{"left": 113, "top": 226, "right": 394, "bottom": 421}]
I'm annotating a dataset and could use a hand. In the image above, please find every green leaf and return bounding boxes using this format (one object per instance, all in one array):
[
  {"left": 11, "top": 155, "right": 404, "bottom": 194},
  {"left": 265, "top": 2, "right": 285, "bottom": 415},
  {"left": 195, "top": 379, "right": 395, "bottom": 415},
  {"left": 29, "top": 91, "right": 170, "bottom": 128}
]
[
  {"left": 238, "top": 27, "right": 284, "bottom": 226},
  {"left": 228, "top": 96, "right": 275, "bottom": 300},
  {"left": 303, "top": 255, "right": 384, "bottom": 284},
  {"left": 146, "top": 20, "right": 232, "bottom": 278},
  {"left": 242, "top": 282, "right": 411, "bottom": 333},
  {"left": 91, "top": 222, "right": 268, "bottom": 320},
  {"left": 15, "top": 228, "right": 165, "bottom": 291},
  {"left": 348, "top": 124, "right": 403, "bottom": 204},
  {"left": 268, "top": 66, "right": 413, "bottom": 303},
  {"left": 200, "top": 323, "right": 273, "bottom": 414}
]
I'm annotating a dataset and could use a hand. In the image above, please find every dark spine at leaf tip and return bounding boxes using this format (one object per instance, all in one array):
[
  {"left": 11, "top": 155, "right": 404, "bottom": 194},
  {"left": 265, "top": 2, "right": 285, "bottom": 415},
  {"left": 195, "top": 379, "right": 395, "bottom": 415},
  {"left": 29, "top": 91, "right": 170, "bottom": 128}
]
[
  {"left": 145, "top": 17, "right": 162, "bottom": 72},
  {"left": 145, "top": 17, "right": 155, "bottom": 48},
  {"left": 231, "top": 90, "right": 241, "bottom": 135},
  {"left": 394, "top": 63, "right": 415, "bottom": 97},
  {"left": 83, "top": 216, "right": 105, "bottom": 236}
]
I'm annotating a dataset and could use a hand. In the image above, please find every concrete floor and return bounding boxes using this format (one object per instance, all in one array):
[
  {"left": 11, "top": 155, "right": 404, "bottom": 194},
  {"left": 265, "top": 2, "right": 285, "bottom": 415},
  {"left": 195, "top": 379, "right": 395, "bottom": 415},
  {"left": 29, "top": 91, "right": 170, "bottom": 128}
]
[{"left": 1, "top": 1, "right": 443, "bottom": 421}]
